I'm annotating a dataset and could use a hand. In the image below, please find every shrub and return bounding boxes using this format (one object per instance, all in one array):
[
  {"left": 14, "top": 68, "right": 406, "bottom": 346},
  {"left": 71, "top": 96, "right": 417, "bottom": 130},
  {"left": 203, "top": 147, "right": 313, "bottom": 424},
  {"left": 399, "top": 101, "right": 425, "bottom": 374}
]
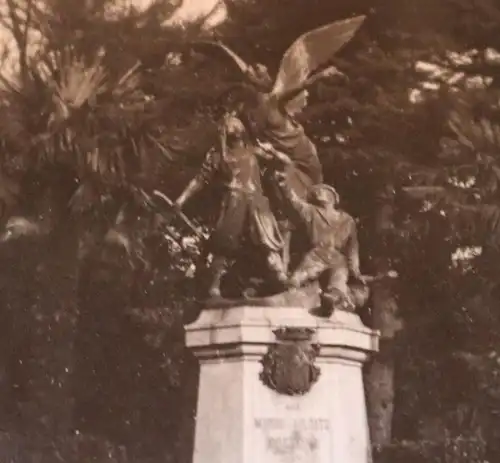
[{"left": 374, "top": 437, "right": 487, "bottom": 463}]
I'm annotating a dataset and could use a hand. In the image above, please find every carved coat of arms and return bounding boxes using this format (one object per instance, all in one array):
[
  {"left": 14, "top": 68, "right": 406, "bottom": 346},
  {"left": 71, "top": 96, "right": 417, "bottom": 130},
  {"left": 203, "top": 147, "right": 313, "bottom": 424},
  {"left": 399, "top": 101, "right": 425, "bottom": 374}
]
[{"left": 259, "top": 327, "right": 320, "bottom": 396}]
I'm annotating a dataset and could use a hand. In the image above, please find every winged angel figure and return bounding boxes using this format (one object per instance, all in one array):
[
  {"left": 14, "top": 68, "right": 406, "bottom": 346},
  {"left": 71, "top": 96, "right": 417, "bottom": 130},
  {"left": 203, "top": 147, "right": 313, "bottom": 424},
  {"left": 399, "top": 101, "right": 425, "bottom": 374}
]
[{"left": 195, "top": 16, "right": 366, "bottom": 271}]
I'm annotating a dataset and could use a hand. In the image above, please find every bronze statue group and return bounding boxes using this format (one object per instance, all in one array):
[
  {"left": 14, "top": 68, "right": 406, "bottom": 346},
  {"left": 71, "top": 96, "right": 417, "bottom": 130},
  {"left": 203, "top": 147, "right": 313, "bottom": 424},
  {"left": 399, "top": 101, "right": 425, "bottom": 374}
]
[{"left": 162, "top": 15, "right": 395, "bottom": 313}]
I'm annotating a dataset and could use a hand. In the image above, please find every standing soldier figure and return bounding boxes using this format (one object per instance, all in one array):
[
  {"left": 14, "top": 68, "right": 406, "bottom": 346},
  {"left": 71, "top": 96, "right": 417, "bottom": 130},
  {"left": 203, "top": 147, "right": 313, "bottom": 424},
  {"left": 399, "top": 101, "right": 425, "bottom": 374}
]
[{"left": 174, "top": 114, "right": 287, "bottom": 298}]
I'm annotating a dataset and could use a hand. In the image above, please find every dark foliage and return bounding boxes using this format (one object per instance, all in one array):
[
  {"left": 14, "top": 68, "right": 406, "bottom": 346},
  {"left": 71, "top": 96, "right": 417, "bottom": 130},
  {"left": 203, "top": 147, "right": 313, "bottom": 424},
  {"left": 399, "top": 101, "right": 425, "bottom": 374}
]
[{"left": 2, "top": 0, "right": 500, "bottom": 461}]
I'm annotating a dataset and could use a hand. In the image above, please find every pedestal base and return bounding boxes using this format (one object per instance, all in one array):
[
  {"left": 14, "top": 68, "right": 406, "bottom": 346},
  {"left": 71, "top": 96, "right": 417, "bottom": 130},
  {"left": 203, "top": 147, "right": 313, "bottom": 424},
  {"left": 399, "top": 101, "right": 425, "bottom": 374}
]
[{"left": 186, "top": 306, "right": 379, "bottom": 463}]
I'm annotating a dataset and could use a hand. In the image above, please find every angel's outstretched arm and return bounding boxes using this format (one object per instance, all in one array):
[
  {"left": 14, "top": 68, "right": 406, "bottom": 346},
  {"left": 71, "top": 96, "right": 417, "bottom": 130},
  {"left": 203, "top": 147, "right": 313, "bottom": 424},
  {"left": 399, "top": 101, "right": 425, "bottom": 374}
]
[
  {"left": 280, "top": 66, "right": 346, "bottom": 104},
  {"left": 192, "top": 41, "right": 250, "bottom": 76}
]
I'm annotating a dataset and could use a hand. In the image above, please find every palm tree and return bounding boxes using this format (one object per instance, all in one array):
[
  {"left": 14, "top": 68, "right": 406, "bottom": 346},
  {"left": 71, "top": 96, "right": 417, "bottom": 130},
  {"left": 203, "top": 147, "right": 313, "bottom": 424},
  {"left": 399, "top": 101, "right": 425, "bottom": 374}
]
[{"left": 0, "top": 0, "right": 210, "bottom": 441}]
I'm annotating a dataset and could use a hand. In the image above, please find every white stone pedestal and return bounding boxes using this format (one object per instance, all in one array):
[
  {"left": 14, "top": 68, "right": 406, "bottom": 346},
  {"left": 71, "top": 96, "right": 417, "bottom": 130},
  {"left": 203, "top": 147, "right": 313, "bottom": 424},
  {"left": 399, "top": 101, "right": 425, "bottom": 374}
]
[{"left": 185, "top": 306, "right": 379, "bottom": 463}]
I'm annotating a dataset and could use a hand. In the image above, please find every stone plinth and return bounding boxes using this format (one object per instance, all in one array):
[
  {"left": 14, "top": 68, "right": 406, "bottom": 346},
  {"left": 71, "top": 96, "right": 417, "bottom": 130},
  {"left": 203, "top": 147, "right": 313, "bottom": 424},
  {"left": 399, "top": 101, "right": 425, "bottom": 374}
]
[{"left": 185, "top": 305, "right": 379, "bottom": 463}]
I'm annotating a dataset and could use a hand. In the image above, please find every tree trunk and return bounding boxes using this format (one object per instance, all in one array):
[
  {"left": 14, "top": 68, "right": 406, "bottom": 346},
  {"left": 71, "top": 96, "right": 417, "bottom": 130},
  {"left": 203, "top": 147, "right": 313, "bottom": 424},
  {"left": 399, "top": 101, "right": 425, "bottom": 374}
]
[
  {"left": 0, "top": 227, "right": 79, "bottom": 437},
  {"left": 366, "top": 186, "right": 403, "bottom": 449}
]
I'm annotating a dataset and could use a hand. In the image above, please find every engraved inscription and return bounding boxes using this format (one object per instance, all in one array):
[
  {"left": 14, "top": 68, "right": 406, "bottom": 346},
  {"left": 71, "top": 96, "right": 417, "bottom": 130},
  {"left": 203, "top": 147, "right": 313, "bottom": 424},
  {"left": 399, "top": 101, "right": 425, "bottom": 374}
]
[
  {"left": 254, "top": 418, "right": 330, "bottom": 431},
  {"left": 253, "top": 417, "right": 331, "bottom": 462}
]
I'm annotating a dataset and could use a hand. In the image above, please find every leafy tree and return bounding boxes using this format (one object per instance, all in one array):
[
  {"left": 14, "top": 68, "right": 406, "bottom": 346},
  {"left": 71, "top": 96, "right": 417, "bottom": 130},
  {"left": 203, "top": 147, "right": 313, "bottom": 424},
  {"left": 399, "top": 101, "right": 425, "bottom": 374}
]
[
  {"left": 376, "top": 1, "right": 500, "bottom": 457},
  {"left": 0, "top": 0, "right": 209, "bottom": 452}
]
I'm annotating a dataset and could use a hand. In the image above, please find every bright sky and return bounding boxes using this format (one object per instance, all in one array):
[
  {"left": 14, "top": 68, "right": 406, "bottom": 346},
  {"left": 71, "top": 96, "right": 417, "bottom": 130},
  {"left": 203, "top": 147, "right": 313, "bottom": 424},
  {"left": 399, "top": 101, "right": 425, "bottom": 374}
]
[
  {"left": 104, "top": 0, "right": 226, "bottom": 26},
  {"left": 164, "top": 0, "right": 227, "bottom": 28}
]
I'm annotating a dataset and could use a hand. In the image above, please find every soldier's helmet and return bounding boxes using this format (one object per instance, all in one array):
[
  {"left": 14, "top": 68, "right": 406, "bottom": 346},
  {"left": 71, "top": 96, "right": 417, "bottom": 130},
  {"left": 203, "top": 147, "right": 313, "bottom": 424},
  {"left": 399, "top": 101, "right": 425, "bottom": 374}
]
[{"left": 310, "top": 184, "right": 340, "bottom": 205}]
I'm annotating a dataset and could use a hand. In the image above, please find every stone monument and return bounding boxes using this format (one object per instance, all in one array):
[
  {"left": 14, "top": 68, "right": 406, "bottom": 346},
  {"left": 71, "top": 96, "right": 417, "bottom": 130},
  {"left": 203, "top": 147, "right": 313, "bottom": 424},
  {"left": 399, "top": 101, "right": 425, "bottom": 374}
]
[
  {"left": 185, "top": 296, "right": 379, "bottom": 463},
  {"left": 166, "top": 15, "right": 391, "bottom": 463},
  {"left": 178, "top": 128, "right": 385, "bottom": 462}
]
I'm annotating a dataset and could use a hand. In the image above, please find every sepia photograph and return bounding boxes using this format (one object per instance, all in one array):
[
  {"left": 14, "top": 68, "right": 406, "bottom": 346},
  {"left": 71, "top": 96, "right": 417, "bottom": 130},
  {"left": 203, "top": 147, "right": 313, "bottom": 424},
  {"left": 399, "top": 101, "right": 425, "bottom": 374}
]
[{"left": 0, "top": 0, "right": 496, "bottom": 462}]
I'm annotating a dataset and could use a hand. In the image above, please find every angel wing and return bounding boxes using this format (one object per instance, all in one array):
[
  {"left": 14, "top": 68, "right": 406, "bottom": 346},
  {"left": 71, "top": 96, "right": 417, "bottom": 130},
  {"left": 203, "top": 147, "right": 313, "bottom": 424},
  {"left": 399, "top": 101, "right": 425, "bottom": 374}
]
[
  {"left": 271, "top": 15, "right": 366, "bottom": 98},
  {"left": 193, "top": 41, "right": 251, "bottom": 75}
]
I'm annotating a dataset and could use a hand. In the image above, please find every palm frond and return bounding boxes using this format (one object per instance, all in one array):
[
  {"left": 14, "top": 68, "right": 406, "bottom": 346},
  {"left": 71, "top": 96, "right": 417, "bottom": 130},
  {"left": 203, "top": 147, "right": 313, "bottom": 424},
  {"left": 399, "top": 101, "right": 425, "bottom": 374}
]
[
  {"left": 54, "top": 50, "right": 107, "bottom": 109},
  {"left": 447, "top": 88, "right": 500, "bottom": 153},
  {"left": 448, "top": 110, "right": 500, "bottom": 152},
  {"left": 0, "top": 43, "right": 165, "bottom": 186}
]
